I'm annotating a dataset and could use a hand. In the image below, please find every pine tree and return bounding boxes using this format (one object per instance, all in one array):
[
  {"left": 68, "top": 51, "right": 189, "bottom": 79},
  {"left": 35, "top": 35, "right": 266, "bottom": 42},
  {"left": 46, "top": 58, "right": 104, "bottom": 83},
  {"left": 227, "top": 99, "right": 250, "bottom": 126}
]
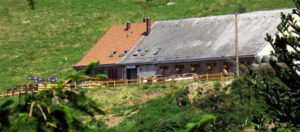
[
  {"left": 28, "top": 0, "right": 35, "bottom": 10},
  {"left": 0, "top": 61, "right": 108, "bottom": 131},
  {"left": 264, "top": 0, "right": 300, "bottom": 126}
]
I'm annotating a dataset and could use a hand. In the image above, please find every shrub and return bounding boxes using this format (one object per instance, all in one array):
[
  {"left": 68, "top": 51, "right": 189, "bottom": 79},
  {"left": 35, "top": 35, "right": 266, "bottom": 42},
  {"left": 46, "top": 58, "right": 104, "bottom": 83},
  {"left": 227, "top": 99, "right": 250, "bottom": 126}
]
[
  {"left": 154, "top": 111, "right": 203, "bottom": 132},
  {"left": 88, "top": 118, "right": 106, "bottom": 130},
  {"left": 116, "top": 97, "right": 181, "bottom": 131},
  {"left": 170, "top": 83, "right": 177, "bottom": 88},
  {"left": 236, "top": 4, "right": 246, "bottom": 13},
  {"left": 140, "top": 85, "right": 149, "bottom": 89},
  {"left": 151, "top": 84, "right": 160, "bottom": 89},
  {"left": 170, "top": 88, "right": 190, "bottom": 107},
  {"left": 213, "top": 82, "right": 221, "bottom": 91},
  {"left": 95, "top": 74, "right": 108, "bottom": 80},
  {"left": 185, "top": 114, "right": 217, "bottom": 132}
]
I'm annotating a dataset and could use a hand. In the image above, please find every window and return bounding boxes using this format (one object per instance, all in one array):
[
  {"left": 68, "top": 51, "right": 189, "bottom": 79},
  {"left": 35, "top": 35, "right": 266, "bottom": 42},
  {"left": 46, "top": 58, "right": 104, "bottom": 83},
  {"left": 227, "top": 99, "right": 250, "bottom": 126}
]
[
  {"left": 190, "top": 64, "right": 200, "bottom": 72},
  {"left": 223, "top": 62, "right": 230, "bottom": 70},
  {"left": 133, "top": 50, "right": 141, "bottom": 56},
  {"left": 175, "top": 65, "right": 184, "bottom": 73},
  {"left": 160, "top": 65, "right": 169, "bottom": 70},
  {"left": 109, "top": 51, "right": 117, "bottom": 57},
  {"left": 153, "top": 48, "right": 161, "bottom": 55},
  {"left": 96, "top": 69, "right": 104, "bottom": 74},
  {"left": 108, "top": 68, "right": 117, "bottom": 80},
  {"left": 139, "top": 66, "right": 147, "bottom": 72},
  {"left": 119, "top": 50, "right": 128, "bottom": 57},
  {"left": 246, "top": 60, "right": 251, "bottom": 65},
  {"left": 140, "top": 65, "right": 155, "bottom": 72},
  {"left": 191, "top": 64, "right": 200, "bottom": 67},
  {"left": 159, "top": 65, "right": 168, "bottom": 73}
]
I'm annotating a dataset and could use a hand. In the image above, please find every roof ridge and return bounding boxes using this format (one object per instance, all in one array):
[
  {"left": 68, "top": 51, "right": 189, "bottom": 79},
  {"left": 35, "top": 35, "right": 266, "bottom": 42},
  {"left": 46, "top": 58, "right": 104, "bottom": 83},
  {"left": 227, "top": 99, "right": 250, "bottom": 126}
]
[{"left": 156, "top": 8, "right": 293, "bottom": 23}]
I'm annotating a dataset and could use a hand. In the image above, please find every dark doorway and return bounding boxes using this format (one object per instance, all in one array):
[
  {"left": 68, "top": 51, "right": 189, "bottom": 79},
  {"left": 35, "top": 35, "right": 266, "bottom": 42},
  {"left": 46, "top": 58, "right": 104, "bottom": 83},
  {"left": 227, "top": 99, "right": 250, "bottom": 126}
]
[
  {"left": 127, "top": 69, "right": 137, "bottom": 79},
  {"left": 108, "top": 68, "right": 117, "bottom": 80}
]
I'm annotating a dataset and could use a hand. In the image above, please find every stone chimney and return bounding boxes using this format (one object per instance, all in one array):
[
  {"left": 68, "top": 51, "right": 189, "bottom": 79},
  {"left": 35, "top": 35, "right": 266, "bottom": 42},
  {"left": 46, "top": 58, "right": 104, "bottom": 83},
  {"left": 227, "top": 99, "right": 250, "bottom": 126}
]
[
  {"left": 146, "top": 18, "right": 151, "bottom": 36},
  {"left": 126, "top": 22, "right": 131, "bottom": 31}
]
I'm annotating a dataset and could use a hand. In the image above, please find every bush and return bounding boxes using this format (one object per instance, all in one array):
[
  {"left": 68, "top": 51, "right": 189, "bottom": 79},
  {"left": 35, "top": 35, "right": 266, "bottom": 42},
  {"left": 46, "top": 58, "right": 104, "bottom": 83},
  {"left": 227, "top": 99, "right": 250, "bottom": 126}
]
[
  {"left": 185, "top": 114, "right": 217, "bottom": 132},
  {"left": 151, "top": 84, "right": 160, "bottom": 88},
  {"left": 116, "top": 97, "right": 181, "bottom": 132},
  {"left": 161, "top": 84, "right": 167, "bottom": 89},
  {"left": 236, "top": 4, "right": 246, "bottom": 13},
  {"left": 170, "top": 83, "right": 177, "bottom": 88},
  {"left": 154, "top": 111, "right": 204, "bottom": 132},
  {"left": 213, "top": 82, "right": 221, "bottom": 91},
  {"left": 88, "top": 118, "right": 107, "bottom": 130},
  {"left": 140, "top": 85, "right": 149, "bottom": 89},
  {"left": 170, "top": 88, "right": 190, "bottom": 107}
]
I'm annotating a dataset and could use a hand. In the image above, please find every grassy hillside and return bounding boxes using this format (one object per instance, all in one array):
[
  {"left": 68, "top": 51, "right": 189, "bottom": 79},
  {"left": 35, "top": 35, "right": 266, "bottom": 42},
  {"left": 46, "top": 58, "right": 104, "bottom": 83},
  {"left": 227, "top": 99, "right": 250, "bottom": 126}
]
[
  {"left": 74, "top": 80, "right": 235, "bottom": 131},
  {"left": 0, "top": 0, "right": 295, "bottom": 90}
]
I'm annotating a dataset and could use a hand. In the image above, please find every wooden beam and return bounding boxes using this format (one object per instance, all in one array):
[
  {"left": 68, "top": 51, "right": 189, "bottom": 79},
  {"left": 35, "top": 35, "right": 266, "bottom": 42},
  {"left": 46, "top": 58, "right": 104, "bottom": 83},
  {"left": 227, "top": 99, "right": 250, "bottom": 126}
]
[{"left": 235, "top": 12, "right": 240, "bottom": 76}]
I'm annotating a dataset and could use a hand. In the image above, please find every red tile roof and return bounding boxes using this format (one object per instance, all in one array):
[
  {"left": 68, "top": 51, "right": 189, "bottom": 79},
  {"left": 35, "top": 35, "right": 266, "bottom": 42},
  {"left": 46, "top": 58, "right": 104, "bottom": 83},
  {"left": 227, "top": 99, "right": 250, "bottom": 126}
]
[{"left": 75, "top": 22, "right": 152, "bottom": 67}]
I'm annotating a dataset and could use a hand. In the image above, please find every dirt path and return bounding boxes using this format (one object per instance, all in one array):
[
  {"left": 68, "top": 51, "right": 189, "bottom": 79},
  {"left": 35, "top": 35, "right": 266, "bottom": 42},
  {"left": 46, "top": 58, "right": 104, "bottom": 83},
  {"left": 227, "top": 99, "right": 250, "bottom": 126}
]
[
  {"left": 84, "top": 79, "right": 233, "bottom": 128},
  {"left": 104, "top": 91, "right": 165, "bottom": 127},
  {"left": 83, "top": 90, "right": 169, "bottom": 128}
]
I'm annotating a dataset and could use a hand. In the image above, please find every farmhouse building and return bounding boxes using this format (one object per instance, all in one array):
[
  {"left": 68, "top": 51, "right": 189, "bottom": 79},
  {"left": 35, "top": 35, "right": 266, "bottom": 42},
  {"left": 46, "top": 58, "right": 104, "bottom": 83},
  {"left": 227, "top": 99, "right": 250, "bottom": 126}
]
[{"left": 74, "top": 9, "right": 291, "bottom": 80}]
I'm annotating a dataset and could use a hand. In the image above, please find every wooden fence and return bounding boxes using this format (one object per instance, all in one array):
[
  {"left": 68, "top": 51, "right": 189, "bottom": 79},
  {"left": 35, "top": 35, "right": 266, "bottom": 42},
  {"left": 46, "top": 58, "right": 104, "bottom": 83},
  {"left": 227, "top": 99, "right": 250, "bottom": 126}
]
[{"left": 0, "top": 72, "right": 234, "bottom": 98}]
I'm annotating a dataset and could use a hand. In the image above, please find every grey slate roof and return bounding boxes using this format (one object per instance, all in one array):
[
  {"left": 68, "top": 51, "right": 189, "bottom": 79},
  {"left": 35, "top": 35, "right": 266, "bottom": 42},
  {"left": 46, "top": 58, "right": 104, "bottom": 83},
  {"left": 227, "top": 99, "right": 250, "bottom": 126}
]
[{"left": 119, "top": 9, "right": 292, "bottom": 64}]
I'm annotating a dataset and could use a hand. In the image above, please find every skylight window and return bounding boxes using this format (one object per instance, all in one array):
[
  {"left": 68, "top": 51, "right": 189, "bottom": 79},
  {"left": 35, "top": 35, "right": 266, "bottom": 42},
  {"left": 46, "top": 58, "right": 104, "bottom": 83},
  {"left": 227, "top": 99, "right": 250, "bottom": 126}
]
[
  {"left": 109, "top": 51, "right": 117, "bottom": 57},
  {"left": 133, "top": 50, "right": 141, "bottom": 56},
  {"left": 119, "top": 50, "right": 128, "bottom": 57},
  {"left": 153, "top": 48, "right": 161, "bottom": 55}
]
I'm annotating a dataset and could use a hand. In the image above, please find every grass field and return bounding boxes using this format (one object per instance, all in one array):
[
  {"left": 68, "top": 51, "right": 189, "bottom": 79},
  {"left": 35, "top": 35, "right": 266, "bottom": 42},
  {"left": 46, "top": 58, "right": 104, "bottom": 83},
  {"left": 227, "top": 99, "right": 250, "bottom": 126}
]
[
  {"left": 77, "top": 80, "right": 232, "bottom": 130},
  {"left": 0, "top": 0, "right": 295, "bottom": 91}
]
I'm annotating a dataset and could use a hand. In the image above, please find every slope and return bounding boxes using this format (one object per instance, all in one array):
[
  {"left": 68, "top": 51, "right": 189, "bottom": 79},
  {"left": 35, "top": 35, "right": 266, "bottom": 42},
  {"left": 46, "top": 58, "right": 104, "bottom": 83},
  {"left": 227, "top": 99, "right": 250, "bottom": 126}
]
[{"left": 0, "top": 0, "right": 295, "bottom": 90}]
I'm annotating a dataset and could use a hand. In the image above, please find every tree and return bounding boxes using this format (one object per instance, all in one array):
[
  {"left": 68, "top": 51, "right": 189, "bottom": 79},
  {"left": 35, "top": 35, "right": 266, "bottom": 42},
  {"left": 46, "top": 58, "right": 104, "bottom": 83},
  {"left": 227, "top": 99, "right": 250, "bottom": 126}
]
[
  {"left": 0, "top": 61, "right": 108, "bottom": 131},
  {"left": 28, "top": 0, "right": 35, "bottom": 10},
  {"left": 263, "top": 0, "right": 300, "bottom": 126}
]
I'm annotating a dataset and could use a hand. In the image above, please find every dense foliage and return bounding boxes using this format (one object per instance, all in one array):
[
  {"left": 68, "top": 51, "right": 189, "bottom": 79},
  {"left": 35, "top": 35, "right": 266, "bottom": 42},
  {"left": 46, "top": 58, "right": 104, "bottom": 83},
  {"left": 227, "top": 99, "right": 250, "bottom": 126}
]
[
  {"left": 264, "top": 0, "right": 300, "bottom": 128},
  {"left": 0, "top": 61, "right": 108, "bottom": 131}
]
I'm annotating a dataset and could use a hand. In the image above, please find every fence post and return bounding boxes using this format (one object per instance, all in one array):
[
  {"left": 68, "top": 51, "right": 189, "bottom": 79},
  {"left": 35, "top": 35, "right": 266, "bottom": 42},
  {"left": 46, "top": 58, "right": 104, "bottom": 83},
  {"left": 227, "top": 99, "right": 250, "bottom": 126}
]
[
  {"left": 206, "top": 74, "right": 208, "bottom": 81},
  {"left": 19, "top": 88, "right": 21, "bottom": 97},
  {"left": 114, "top": 80, "right": 116, "bottom": 87},
  {"left": 139, "top": 78, "right": 142, "bottom": 85},
  {"left": 221, "top": 72, "right": 223, "bottom": 79},
  {"left": 126, "top": 80, "right": 128, "bottom": 86},
  {"left": 24, "top": 86, "right": 28, "bottom": 95}
]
